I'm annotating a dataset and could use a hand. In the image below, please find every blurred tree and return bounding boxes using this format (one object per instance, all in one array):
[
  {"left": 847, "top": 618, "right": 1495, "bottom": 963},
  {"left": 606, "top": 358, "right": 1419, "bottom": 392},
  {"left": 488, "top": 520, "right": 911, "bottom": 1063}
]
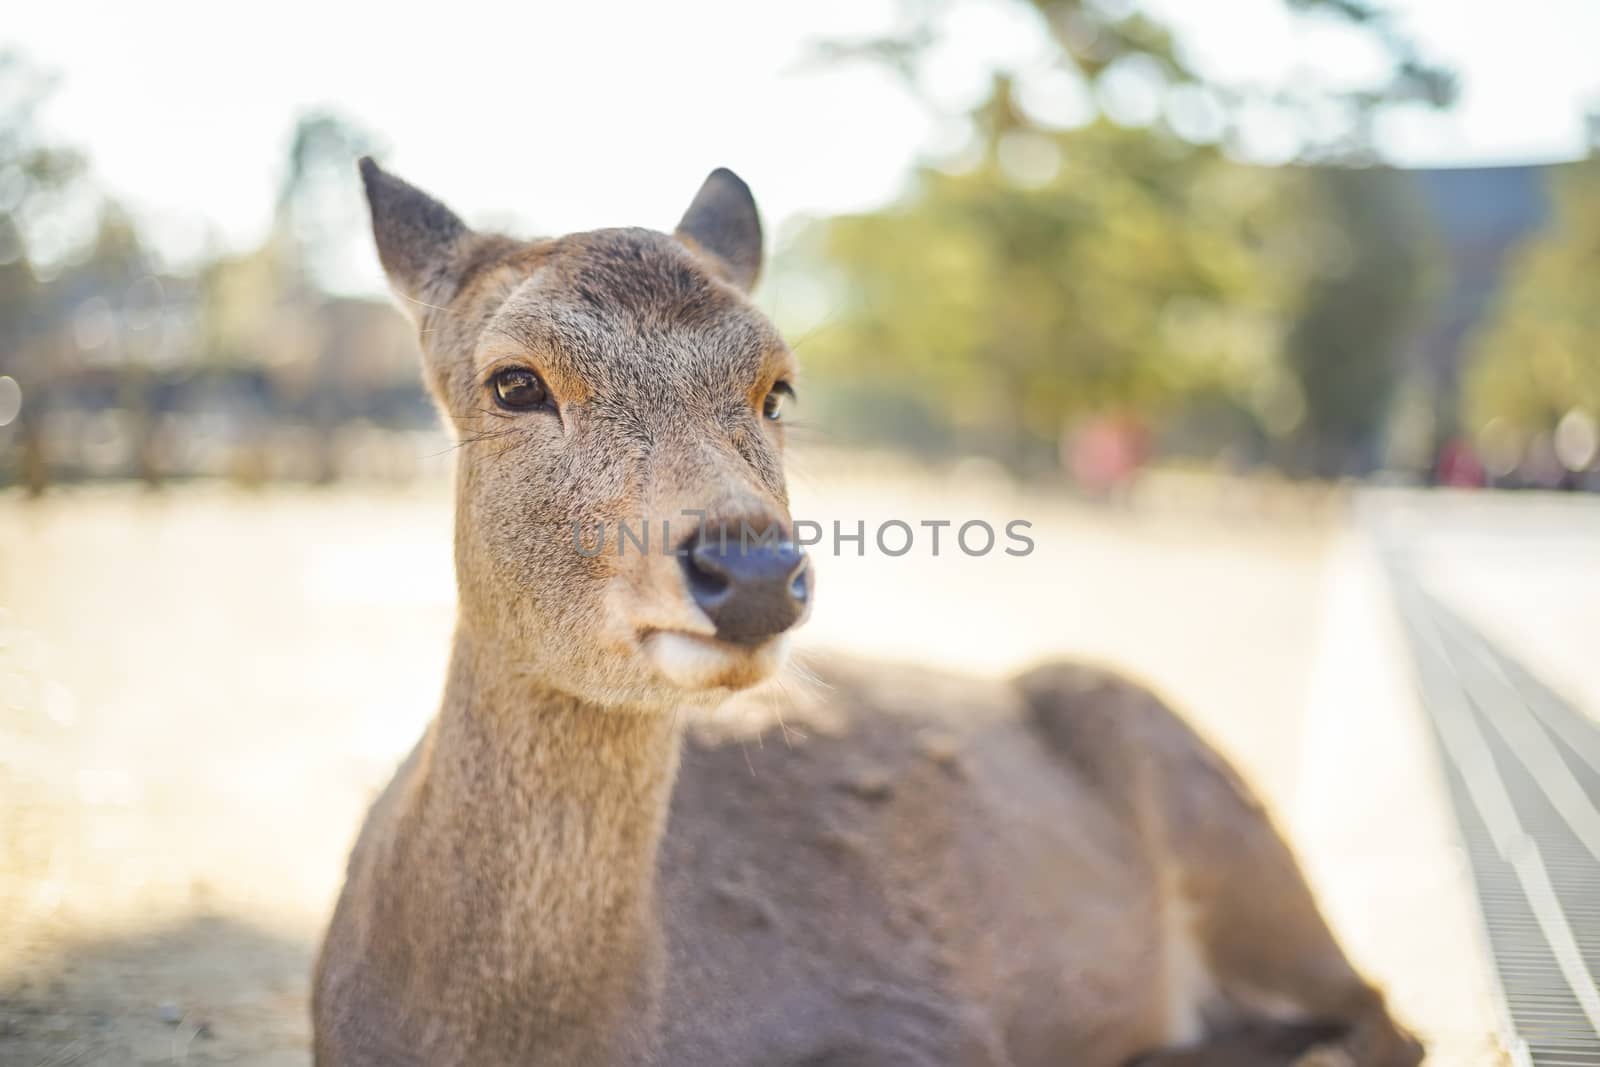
[
  {"left": 1, "top": 73, "right": 426, "bottom": 491},
  {"left": 788, "top": 110, "right": 1286, "bottom": 468},
  {"left": 193, "top": 111, "right": 388, "bottom": 483},
  {"left": 815, "top": 0, "right": 1453, "bottom": 158},
  {"left": 197, "top": 112, "right": 379, "bottom": 372},
  {"left": 790, "top": 0, "right": 1451, "bottom": 476},
  {"left": 277, "top": 112, "right": 380, "bottom": 294},
  {"left": 0, "top": 53, "right": 92, "bottom": 275},
  {"left": 1463, "top": 157, "right": 1600, "bottom": 439},
  {"left": 279, "top": 113, "right": 386, "bottom": 483},
  {"left": 1280, "top": 166, "right": 1437, "bottom": 476},
  {"left": 0, "top": 51, "right": 151, "bottom": 491}
]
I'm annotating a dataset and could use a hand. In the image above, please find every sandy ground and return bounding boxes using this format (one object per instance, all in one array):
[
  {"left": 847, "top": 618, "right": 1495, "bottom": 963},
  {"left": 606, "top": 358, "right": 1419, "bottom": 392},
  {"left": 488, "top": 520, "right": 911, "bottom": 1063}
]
[{"left": 0, "top": 463, "right": 1505, "bottom": 1064}]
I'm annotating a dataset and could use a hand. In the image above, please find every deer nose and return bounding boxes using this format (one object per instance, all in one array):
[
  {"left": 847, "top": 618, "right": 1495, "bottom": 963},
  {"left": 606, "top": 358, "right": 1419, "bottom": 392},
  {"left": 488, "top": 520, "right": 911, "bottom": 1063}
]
[{"left": 680, "top": 523, "right": 810, "bottom": 645}]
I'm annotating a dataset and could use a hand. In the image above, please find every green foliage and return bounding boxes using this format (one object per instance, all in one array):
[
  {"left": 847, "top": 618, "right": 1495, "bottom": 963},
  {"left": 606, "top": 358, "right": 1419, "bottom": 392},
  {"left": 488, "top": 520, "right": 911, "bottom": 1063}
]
[
  {"left": 786, "top": 119, "right": 1291, "bottom": 466},
  {"left": 788, "top": 0, "right": 1451, "bottom": 475},
  {"left": 783, "top": 125, "right": 1440, "bottom": 474},
  {"left": 1464, "top": 158, "right": 1600, "bottom": 434}
]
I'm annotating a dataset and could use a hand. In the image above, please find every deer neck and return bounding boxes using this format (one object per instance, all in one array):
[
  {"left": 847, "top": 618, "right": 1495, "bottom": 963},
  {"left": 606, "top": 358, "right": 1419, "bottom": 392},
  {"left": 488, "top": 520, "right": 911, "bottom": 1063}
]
[{"left": 406, "top": 625, "right": 683, "bottom": 1042}]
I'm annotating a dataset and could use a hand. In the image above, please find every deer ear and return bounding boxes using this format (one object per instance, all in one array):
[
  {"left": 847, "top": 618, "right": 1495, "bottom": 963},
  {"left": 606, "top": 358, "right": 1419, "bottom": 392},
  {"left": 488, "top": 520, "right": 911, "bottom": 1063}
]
[
  {"left": 358, "top": 157, "right": 471, "bottom": 306},
  {"left": 675, "top": 168, "right": 763, "bottom": 293}
]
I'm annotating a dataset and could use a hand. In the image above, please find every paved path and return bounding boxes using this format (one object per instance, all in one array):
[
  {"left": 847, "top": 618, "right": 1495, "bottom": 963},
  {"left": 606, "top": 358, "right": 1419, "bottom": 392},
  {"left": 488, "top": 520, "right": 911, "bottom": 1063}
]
[{"left": 1369, "top": 492, "right": 1600, "bottom": 1066}]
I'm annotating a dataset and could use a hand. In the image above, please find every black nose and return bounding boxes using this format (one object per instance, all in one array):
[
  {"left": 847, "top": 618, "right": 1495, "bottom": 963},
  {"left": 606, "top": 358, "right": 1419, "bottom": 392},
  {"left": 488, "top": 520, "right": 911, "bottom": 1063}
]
[{"left": 680, "top": 522, "right": 810, "bottom": 645}]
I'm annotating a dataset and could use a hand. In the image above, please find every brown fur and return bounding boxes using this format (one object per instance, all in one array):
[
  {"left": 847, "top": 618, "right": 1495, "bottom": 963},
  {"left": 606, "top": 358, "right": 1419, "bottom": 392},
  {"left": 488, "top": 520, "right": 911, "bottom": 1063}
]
[{"left": 312, "top": 160, "right": 1424, "bottom": 1066}]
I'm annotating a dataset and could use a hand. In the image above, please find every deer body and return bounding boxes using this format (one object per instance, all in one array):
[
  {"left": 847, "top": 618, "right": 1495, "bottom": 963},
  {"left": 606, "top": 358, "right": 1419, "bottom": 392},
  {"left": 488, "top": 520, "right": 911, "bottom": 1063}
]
[{"left": 313, "top": 161, "right": 1423, "bottom": 1066}]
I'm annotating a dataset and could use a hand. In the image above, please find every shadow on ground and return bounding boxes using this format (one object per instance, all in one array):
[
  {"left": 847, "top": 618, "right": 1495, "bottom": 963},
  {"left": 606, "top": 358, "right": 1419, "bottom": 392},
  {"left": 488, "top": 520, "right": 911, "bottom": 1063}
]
[{"left": 1, "top": 913, "right": 313, "bottom": 1066}]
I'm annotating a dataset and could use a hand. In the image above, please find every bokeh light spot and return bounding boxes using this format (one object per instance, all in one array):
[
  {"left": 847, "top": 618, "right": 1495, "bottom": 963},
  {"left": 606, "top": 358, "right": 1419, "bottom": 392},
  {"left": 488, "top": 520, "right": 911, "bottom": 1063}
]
[{"left": 0, "top": 375, "right": 21, "bottom": 427}]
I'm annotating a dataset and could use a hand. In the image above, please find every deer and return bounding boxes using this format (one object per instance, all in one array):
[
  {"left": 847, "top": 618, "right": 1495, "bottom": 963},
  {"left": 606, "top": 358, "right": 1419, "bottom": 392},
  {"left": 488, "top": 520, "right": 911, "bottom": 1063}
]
[{"left": 311, "top": 157, "right": 1425, "bottom": 1067}]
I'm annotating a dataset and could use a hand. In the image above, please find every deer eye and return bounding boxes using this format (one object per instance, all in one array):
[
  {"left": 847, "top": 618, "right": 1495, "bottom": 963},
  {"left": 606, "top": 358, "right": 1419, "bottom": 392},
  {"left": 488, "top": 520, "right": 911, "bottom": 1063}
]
[
  {"left": 491, "top": 368, "right": 550, "bottom": 411},
  {"left": 763, "top": 381, "right": 794, "bottom": 421}
]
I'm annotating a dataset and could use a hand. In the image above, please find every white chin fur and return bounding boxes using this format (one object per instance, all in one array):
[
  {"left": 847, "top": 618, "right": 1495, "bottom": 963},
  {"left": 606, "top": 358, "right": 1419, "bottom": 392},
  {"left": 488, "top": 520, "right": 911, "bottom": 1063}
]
[{"left": 643, "top": 631, "right": 790, "bottom": 691}]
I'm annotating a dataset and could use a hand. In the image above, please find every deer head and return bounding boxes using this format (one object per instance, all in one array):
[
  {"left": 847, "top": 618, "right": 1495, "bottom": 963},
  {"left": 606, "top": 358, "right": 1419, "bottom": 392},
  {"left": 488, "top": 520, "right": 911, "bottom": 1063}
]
[{"left": 360, "top": 159, "right": 808, "bottom": 708}]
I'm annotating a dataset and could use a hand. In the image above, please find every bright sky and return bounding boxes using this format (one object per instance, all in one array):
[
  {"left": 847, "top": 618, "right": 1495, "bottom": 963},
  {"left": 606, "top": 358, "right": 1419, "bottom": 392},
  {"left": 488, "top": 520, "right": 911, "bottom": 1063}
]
[{"left": 8, "top": 0, "right": 1599, "bottom": 292}]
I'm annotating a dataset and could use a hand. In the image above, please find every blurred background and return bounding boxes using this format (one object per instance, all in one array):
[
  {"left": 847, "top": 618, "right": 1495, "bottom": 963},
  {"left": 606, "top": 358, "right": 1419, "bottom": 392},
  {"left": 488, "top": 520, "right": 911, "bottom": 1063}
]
[
  {"left": 2, "top": 1, "right": 1599, "bottom": 1064},
  {"left": 0, "top": 0, "right": 1597, "bottom": 490}
]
